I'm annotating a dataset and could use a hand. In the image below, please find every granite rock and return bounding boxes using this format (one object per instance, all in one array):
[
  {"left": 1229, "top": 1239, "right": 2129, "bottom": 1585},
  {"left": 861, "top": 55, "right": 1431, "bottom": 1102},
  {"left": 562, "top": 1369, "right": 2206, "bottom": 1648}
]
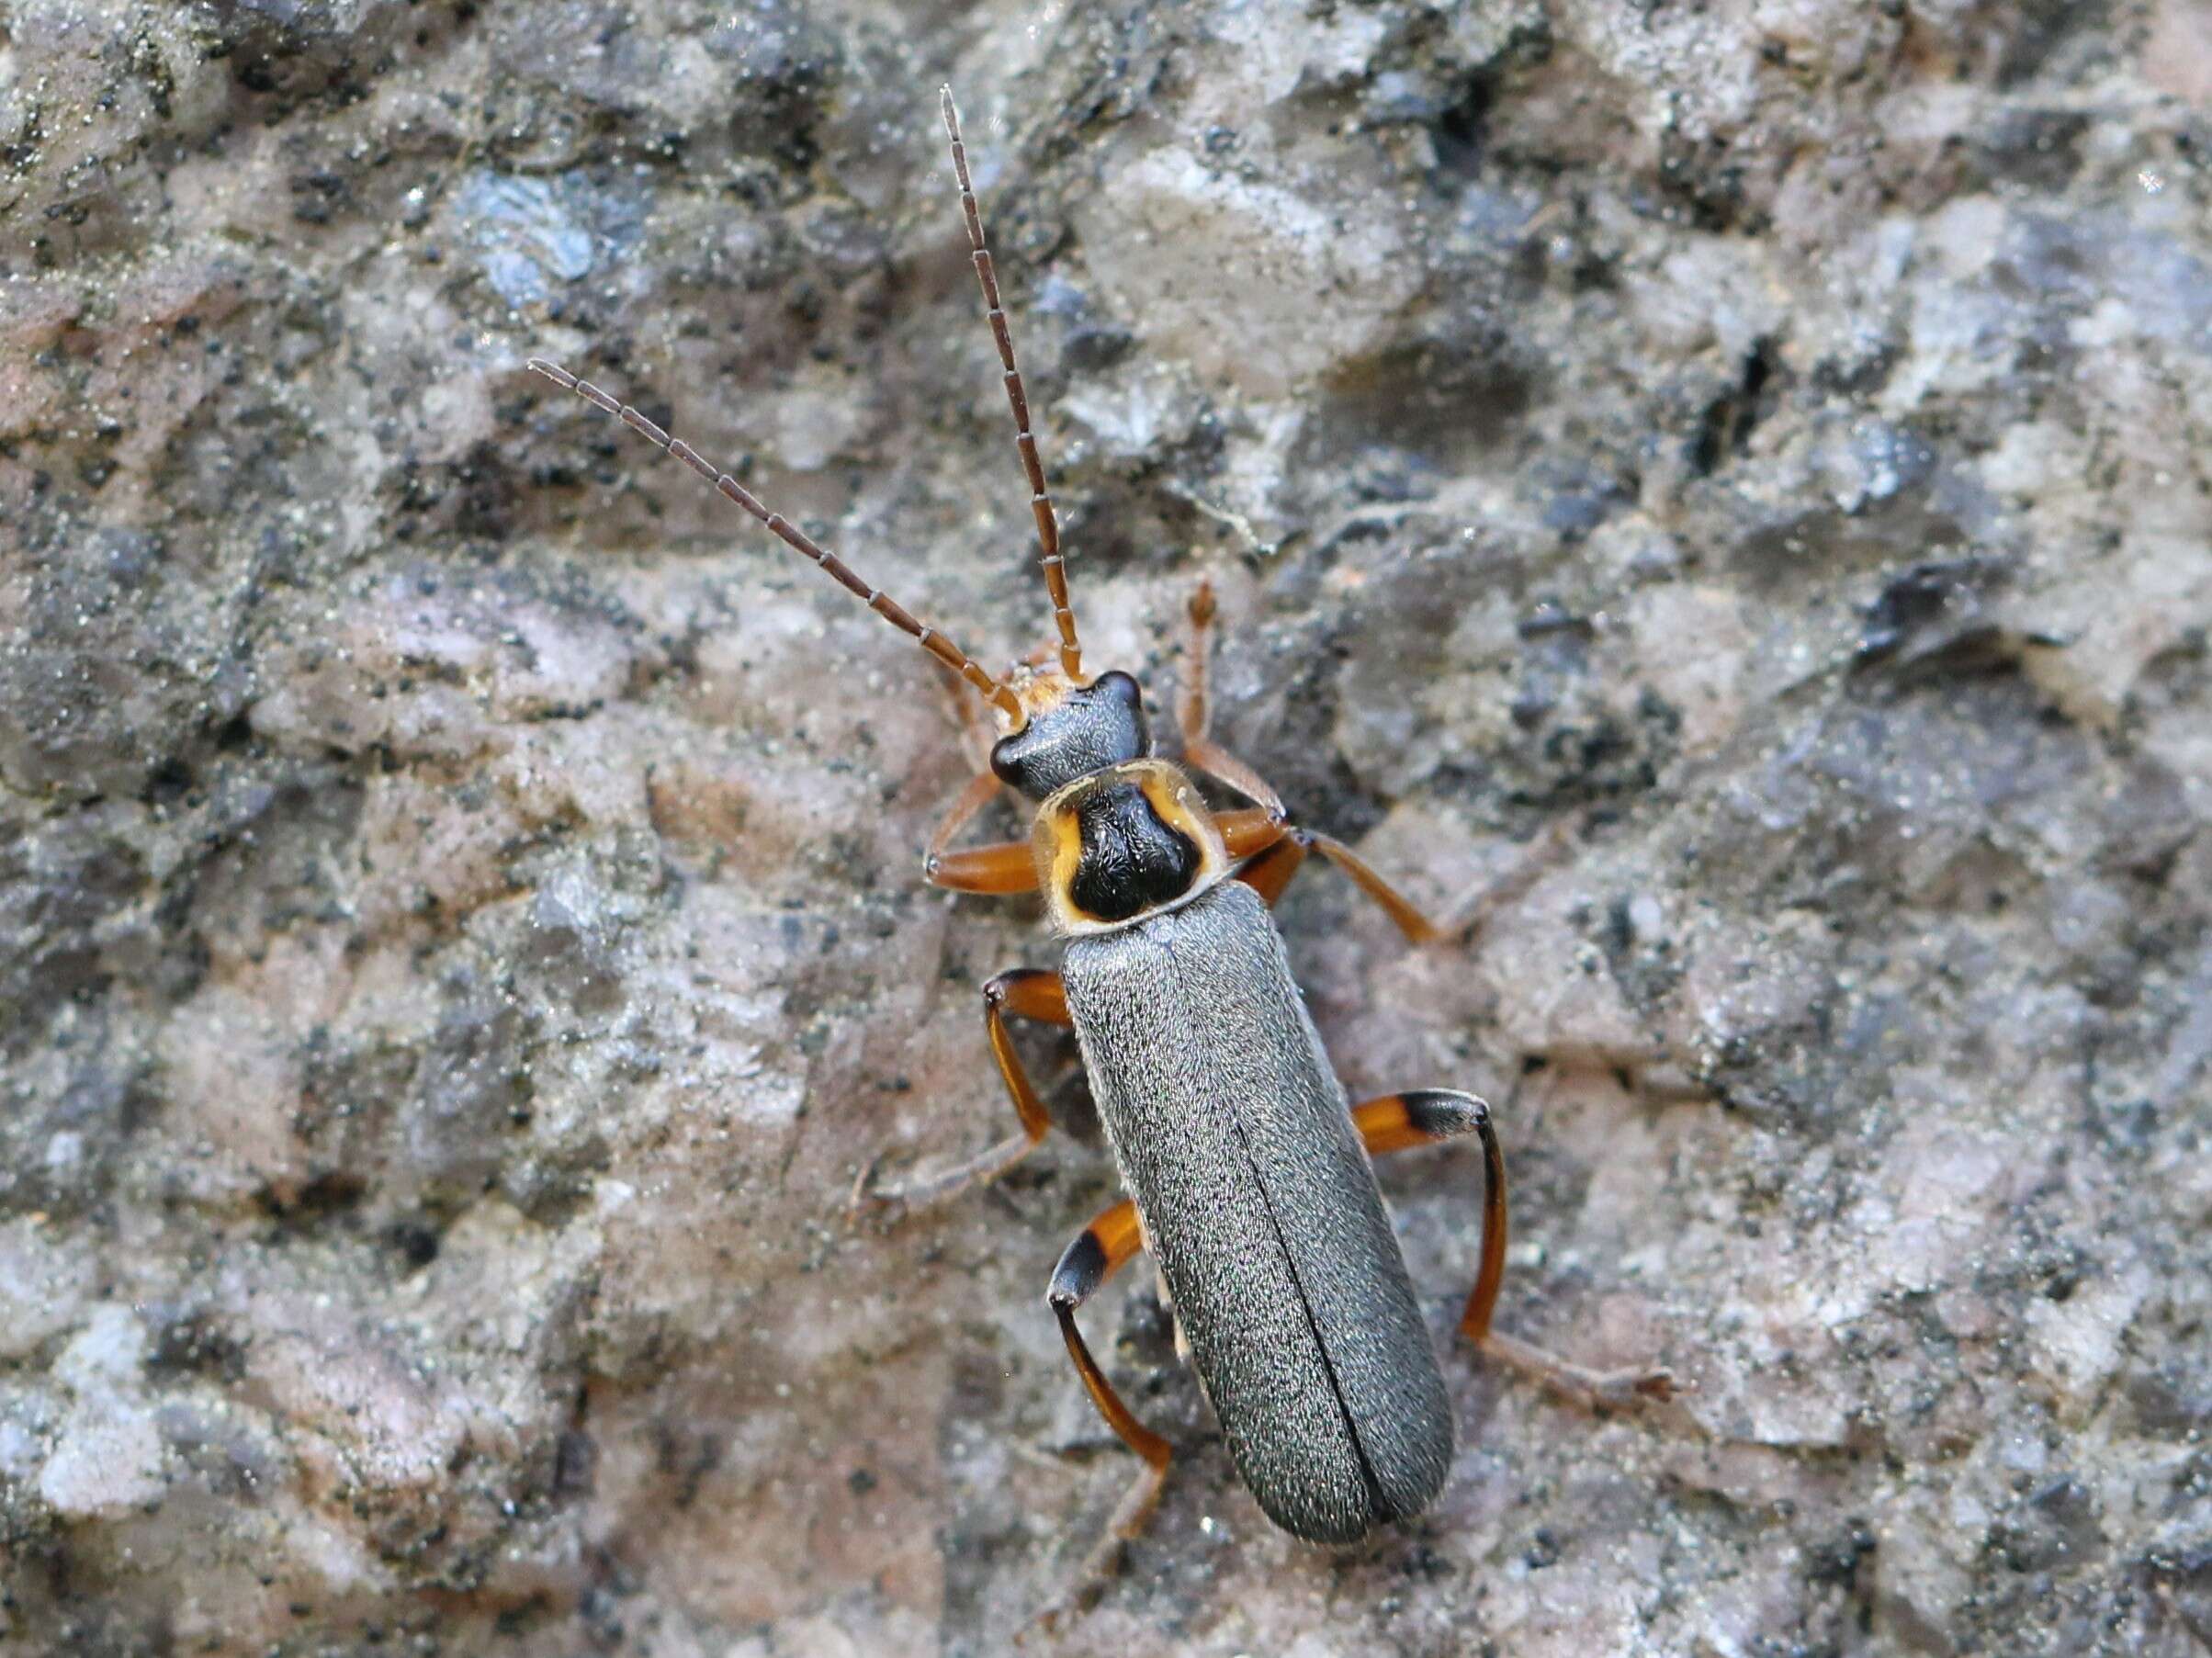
[{"left": 2, "top": 1, "right": 2208, "bottom": 1653}]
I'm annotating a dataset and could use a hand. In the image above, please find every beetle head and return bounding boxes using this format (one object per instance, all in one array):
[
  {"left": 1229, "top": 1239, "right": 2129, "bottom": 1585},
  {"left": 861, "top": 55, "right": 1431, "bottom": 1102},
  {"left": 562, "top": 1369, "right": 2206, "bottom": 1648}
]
[{"left": 990, "top": 667, "right": 1149, "bottom": 801}]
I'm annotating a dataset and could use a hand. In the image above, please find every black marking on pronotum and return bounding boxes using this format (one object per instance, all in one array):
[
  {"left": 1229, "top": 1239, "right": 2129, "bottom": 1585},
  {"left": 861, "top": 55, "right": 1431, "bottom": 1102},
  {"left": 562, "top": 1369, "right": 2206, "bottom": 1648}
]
[{"left": 1068, "top": 781, "right": 1201, "bottom": 923}]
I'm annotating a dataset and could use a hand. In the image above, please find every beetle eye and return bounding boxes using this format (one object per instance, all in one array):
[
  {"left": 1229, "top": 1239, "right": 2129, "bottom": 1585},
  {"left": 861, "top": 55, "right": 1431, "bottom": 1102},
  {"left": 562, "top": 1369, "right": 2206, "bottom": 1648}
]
[{"left": 1097, "top": 670, "right": 1142, "bottom": 708}]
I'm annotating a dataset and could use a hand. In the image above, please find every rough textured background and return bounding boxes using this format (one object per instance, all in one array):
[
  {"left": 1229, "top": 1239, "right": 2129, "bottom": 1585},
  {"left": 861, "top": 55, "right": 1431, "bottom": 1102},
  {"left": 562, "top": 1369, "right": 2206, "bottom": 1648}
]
[{"left": 3, "top": 1, "right": 2210, "bottom": 1653}]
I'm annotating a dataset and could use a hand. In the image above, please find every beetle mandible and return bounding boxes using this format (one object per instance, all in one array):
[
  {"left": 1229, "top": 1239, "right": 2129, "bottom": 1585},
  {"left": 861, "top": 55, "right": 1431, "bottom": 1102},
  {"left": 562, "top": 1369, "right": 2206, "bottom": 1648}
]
[{"left": 527, "top": 85, "right": 1674, "bottom": 1582}]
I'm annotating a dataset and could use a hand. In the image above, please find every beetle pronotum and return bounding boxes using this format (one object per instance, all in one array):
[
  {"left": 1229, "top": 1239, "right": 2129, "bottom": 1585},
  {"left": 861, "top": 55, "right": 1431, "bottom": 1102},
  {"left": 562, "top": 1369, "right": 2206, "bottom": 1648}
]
[{"left": 528, "top": 85, "right": 1673, "bottom": 1594}]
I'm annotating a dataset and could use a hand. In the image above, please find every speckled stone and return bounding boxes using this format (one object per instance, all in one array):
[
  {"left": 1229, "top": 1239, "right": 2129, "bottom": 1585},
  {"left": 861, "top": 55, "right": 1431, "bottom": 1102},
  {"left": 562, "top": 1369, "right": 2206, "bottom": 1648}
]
[{"left": 2, "top": 2, "right": 2208, "bottom": 1654}]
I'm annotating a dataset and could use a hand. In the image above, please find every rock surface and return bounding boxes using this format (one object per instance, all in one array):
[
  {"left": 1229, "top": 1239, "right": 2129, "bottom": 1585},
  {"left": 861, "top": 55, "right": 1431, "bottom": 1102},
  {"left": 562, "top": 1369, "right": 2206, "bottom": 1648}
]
[{"left": 3, "top": 2, "right": 2209, "bottom": 1654}]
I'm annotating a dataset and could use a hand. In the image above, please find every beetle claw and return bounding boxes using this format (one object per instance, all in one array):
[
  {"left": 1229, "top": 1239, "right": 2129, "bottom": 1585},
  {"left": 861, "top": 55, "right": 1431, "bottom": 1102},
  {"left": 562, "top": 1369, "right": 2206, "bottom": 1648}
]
[
  {"left": 844, "top": 1151, "right": 909, "bottom": 1224},
  {"left": 844, "top": 1151, "right": 979, "bottom": 1224},
  {"left": 1602, "top": 1365, "right": 1679, "bottom": 1406},
  {"left": 1026, "top": 1533, "right": 1126, "bottom": 1640}
]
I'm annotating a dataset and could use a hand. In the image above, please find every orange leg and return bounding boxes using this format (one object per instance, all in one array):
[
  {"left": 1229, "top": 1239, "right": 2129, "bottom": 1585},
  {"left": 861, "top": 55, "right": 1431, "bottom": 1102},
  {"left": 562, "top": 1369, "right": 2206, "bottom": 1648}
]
[
  {"left": 1185, "top": 738, "right": 1284, "bottom": 819},
  {"left": 1183, "top": 582, "right": 1447, "bottom": 945},
  {"left": 935, "top": 654, "right": 1003, "bottom": 766},
  {"left": 1351, "top": 1092, "right": 1676, "bottom": 1408},
  {"left": 927, "top": 769, "right": 1002, "bottom": 863},
  {"left": 1179, "top": 580, "right": 1288, "bottom": 819},
  {"left": 1223, "top": 815, "right": 1444, "bottom": 945},
  {"left": 1303, "top": 832, "right": 1445, "bottom": 943},
  {"left": 852, "top": 969, "right": 1070, "bottom": 1213},
  {"left": 1044, "top": 1196, "right": 1169, "bottom": 1607},
  {"left": 922, "top": 769, "right": 1042, "bottom": 896},
  {"left": 1234, "top": 825, "right": 1306, "bottom": 907},
  {"left": 1216, "top": 805, "right": 1289, "bottom": 861},
  {"left": 925, "top": 838, "right": 1039, "bottom": 895},
  {"left": 1222, "top": 797, "right": 1577, "bottom": 949}
]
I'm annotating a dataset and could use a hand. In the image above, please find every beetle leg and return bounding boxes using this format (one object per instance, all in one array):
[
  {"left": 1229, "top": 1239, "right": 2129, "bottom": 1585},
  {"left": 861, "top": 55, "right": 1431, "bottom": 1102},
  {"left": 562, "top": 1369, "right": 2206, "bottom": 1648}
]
[
  {"left": 852, "top": 969, "right": 1070, "bottom": 1215},
  {"left": 1218, "top": 817, "right": 1446, "bottom": 945},
  {"left": 1181, "top": 590, "right": 1448, "bottom": 942},
  {"left": 1179, "top": 580, "right": 1290, "bottom": 820},
  {"left": 1213, "top": 805, "right": 1288, "bottom": 860},
  {"left": 934, "top": 653, "right": 1003, "bottom": 767},
  {"left": 1183, "top": 735, "right": 1286, "bottom": 822},
  {"left": 1304, "top": 810, "right": 1583, "bottom": 948},
  {"left": 1299, "top": 831, "right": 1448, "bottom": 944},
  {"left": 925, "top": 837, "right": 1040, "bottom": 895},
  {"left": 1046, "top": 1198, "right": 1172, "bottom": 1598},
  {"left": 1179, "top": 579, "right": 1219, "bottom": 745},
  {"left": 926, "top": 767, "right": 1004, "bottom": 864},
  {"left": 921, "top": 762, "right": 1040, "bottom": 895},
  {"left": 1352, "top": 1091, "right": 1676, "bottom": 1409},
  {"left": 919, "top": 656, "right": 1030, "bottom": 894},
  {"left": 1232, "top": 823, "right": 1307, "bottom": 906},
  {"left": 1183, "top": 577, "right": 1572, "bottom": 946}
]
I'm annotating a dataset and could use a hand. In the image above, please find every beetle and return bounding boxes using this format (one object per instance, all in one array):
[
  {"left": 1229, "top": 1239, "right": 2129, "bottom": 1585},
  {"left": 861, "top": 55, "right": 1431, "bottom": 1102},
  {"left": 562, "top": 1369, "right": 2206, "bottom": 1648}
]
[{"left": 526, "top": 86, "right": 1672, "bottom": 1585}]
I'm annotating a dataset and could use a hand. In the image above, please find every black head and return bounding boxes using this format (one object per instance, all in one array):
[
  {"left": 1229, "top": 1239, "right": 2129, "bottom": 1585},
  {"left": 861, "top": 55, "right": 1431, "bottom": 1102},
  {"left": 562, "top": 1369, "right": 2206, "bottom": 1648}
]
[{"left": 990, "top": 671, "right": 1149, "bottom": 800}]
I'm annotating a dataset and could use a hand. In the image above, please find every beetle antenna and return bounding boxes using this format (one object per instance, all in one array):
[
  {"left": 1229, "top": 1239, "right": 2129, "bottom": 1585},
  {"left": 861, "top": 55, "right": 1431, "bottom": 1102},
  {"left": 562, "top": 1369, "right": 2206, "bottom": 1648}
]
[
  {"left": 526, "top": 357, "right": 1024, "bottom": 725},
  {"left": 941, "top": 85, "right": 1083, "bottom": 683}
]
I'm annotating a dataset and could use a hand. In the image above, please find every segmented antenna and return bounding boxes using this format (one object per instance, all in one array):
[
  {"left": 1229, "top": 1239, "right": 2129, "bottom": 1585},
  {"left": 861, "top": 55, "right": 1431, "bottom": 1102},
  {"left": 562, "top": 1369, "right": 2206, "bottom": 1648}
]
[
  {"left": 525, "top": 357, "right": 1025, "bottom": 725},
  {"left": 941, "top": 85, "right": 1083, "bottom": 683}
]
